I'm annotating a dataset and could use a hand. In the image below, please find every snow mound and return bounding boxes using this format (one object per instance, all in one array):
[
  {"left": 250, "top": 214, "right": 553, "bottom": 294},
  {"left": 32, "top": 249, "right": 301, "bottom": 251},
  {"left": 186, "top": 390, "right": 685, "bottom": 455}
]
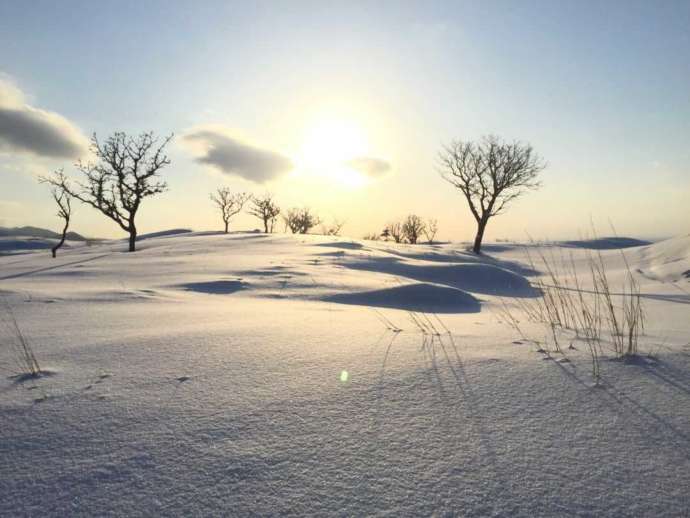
[
  {"left": 138, "top": 228, "right": 193, "bottom": 240},
  {"left": 323, "top": 282, "right": 481, "bottom": 313},
  {"left": 630, "top": 234, "right": 690, "bottom": 283},
  {"left": 343, "top": 257, "right": 537, "bottom": 297}
]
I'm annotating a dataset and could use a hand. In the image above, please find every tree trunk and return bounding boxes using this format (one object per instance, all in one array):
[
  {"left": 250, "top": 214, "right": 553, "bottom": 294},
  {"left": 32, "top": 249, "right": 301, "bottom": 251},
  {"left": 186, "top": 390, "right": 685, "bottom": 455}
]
[
  {"left": 473, "top": 219, "right": 488, "bottom": 254},
  {"left": 52, "top": 219, "right": 69, "bottom": 258},
  {"left": 224, "top": 220, "right": 229, "bottom": 233},
  {"left": 128, "top": 227, "right": 137, "bottom": 252},
  {"left": 263, "top": 218, "right": 269, "bottom": 233}
]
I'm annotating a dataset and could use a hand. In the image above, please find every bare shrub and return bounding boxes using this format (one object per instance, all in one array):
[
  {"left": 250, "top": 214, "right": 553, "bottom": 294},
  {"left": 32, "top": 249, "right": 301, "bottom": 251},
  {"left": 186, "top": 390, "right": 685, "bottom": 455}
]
[
  {"left": 402, "top": 214, "right": 426, "bottom": 244},
  {"left": 321, "top": 219, "right": 345, "bottom": 236},
  {"left": 387, "top": 222, "right": 404, "bottom": 243},
  {"left": 423, "top": 218, "right": 439, "bottom": 244},
  {"left": 284, "top": 207, "right": 321, "bottom": 234},
  {"left": 248, "top": 193, "right": 280, "bottom": 233}
]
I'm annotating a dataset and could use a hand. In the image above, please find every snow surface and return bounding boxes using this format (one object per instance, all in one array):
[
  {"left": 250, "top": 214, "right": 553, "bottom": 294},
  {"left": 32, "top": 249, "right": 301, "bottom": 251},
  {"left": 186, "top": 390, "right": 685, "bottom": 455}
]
[{"left": 1, "top": 232, "right": 689, "bottom": 516}]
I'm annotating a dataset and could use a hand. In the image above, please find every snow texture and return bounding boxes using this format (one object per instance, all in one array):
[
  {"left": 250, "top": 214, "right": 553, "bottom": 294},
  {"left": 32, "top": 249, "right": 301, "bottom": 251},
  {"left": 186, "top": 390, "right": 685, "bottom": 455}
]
[{"left": 1, "top": 232, "right": 689, "bottom": 516}]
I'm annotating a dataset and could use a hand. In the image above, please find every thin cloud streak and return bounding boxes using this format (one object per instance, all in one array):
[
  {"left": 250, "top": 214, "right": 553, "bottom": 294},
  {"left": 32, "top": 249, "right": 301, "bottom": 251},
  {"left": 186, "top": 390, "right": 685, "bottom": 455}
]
[{"left": 346, "top": 156, "right": 391, "bottom": 178}]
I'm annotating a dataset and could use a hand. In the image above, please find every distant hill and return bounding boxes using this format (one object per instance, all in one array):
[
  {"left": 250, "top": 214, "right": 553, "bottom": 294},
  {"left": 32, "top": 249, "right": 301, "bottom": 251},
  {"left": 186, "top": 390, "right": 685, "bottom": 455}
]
[
  {"left": 561, "top": 237, "right": 652, "bottom": 250},
  {"left": 138, "top": 229, "right": 193, "bottom": 240},
  {"left": 0, "top": 226, "right": 88, "bottom": 241}
]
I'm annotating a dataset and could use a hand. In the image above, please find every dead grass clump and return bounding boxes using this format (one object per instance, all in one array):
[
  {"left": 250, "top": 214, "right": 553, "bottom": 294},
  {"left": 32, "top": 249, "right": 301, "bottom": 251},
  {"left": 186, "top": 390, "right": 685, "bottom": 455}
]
[
  {"left": 1, "top": 298, "right": 41, "bottom": 378},
  {"left": 499, "top": 238, "right": 645, "bottom": 381}
]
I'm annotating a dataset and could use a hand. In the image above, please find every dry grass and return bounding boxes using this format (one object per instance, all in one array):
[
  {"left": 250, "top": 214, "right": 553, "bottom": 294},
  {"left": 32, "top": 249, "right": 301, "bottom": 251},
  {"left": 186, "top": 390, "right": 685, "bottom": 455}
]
[
  {"left": 1, "top": 298, "right": 42, "bottom": 378},
  {"left": 498, "top": 239, "right": 645, "bottom": 382}
]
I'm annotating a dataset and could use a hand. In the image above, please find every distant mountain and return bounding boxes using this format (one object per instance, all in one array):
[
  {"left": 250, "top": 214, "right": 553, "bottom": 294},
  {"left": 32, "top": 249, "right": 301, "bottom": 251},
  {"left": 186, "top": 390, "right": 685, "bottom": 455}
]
[{"left": 0, "top": 226, "right": 88, "bottom": 241}]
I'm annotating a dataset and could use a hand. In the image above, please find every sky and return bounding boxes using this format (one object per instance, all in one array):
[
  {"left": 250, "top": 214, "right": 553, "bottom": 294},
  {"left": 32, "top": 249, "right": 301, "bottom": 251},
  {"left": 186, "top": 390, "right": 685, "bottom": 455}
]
[{"left": 1, "top": 0, "right": 688, "bottom": 242}]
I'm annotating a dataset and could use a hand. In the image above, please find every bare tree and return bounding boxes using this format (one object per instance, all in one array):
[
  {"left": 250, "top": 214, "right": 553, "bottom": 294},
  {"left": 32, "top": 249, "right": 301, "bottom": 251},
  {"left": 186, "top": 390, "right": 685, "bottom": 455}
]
[
  {"left": 439, "top": 135, "right": 545, "bottom": 253},
  {"left": 210, "top": 188, "right": 250, "bottom": 233},
  {"left": 248, "top": 193, "right": 280, "bottom": 233},
  {"left": 283, "top": 210, "right": 299, "bottom": 234},
  {"left": 39, "top": 170, "right": 73, "bottom": 258},
  {"left": 320, "top": 218, "right": 345, "bottom": 236},
  {"left": 423, "top": 218, "right": 439, "bottom": 244},
  {"left": 402, "top": 214, "right": 426, "bottom": 244},
  {"left": 387, "top": 222, "right": 403, "bottom": 243},
  {"left": 41, "top": 132, "right": 171, "bottom": 252},
  {"left": 284, "top": 207, "right": 321, "bottom": 234}
]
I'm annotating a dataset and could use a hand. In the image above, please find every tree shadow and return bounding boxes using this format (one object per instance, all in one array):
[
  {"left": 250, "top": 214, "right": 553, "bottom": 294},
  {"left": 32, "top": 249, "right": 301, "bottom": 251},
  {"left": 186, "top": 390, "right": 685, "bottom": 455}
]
[
  {"left": 0, "top": 253, "right": 111, "bottom": 281},
  {"left": 548, "top": 351, "right": 690, "bottom": 455}
]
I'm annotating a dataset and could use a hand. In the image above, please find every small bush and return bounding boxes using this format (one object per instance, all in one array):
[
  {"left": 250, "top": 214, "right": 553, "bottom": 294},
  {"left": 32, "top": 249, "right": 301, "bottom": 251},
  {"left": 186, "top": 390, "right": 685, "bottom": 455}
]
[
  {"left": 423, "top": 219, "right": 439, "bottom": 244},
  {"left": 402, "top": 214, "right": 426, "bottom": 244},
  {"left": 387, "top": 222, "right": 404, "bottom": 243},
  {"left": 321, "top": 219, "right": 345, "bottom": 236},
  {"left": 284, "top": 207, "right": 321, "bottom": 234}
]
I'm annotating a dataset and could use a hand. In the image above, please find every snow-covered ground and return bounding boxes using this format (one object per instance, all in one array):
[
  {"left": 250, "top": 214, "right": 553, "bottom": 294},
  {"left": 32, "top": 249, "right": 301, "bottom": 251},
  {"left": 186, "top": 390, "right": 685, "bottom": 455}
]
[{"left": 1, "top": 231, "right": 689, "bottom": 516}]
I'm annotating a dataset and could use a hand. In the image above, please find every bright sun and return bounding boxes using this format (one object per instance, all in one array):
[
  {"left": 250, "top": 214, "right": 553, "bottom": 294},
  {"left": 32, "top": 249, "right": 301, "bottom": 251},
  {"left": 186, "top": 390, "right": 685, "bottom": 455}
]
[{"left": 298, "top": 119, "right": 369, "bottom": 186}]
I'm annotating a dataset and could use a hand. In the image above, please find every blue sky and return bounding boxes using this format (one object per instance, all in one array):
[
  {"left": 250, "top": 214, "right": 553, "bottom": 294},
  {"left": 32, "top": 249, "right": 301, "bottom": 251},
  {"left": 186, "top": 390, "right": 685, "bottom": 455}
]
[{"left": 1, "top": 0, "right": 688, "bottom": 240}]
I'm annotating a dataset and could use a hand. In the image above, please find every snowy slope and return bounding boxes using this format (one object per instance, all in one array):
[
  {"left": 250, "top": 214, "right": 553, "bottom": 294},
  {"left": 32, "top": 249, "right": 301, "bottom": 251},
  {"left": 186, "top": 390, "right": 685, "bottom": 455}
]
[
  {"left": 1, "top": 232, "right": 689, "bottom": 516},
  {"left": 0, "top": 236, "right": 88, "bottom": 256},
  {"left": 632, "top": 234, "right": 690, "bottom": 283}
]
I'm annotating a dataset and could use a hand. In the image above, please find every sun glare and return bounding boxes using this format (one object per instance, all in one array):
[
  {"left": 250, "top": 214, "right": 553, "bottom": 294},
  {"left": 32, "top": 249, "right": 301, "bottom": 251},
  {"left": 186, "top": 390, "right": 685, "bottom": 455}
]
[{"left": 298, "top": 119, "right": 369, "bottom": 187}]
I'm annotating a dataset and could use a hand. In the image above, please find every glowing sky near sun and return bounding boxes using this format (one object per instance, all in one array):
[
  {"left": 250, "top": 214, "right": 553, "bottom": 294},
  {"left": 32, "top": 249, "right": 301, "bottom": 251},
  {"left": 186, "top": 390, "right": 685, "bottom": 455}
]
[{"left": 0, "top": 1, "right": 688, "bottom": 240}]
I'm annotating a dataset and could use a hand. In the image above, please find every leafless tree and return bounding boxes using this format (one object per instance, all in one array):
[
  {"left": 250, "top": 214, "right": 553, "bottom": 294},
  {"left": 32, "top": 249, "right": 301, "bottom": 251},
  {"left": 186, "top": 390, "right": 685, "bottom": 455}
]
[
  {"left": 40, "top": 132, "right": 172, "bottom": 252},
  {"left": 39, "top": 170, "right": 73, "bottom": 258},
  {"left": 402, "top": 214, "right": 426, "bottom": 244},
  {"left": 210, "top": 188, "right": 250, "bottom": 233},
  {"left": 248, "top": 193, "right": 281, "bottom": 233},
  {"left": 321, "top": 218, "right": 345, "bottom": 236},
  {"left": 283, "top": 211, "right": 299, "bottom": 234},
  {"left": 439, "top": 135, "right": 545, "bottom": 253},
  {"left": 284, "top": 207, "right": 321, "bottom": 234},
  {"left": 387, "top": 222, "right": 404, "bottom": 243},
  {"left": 423, "top": 218, "right": 439, "bottom": 244}
]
